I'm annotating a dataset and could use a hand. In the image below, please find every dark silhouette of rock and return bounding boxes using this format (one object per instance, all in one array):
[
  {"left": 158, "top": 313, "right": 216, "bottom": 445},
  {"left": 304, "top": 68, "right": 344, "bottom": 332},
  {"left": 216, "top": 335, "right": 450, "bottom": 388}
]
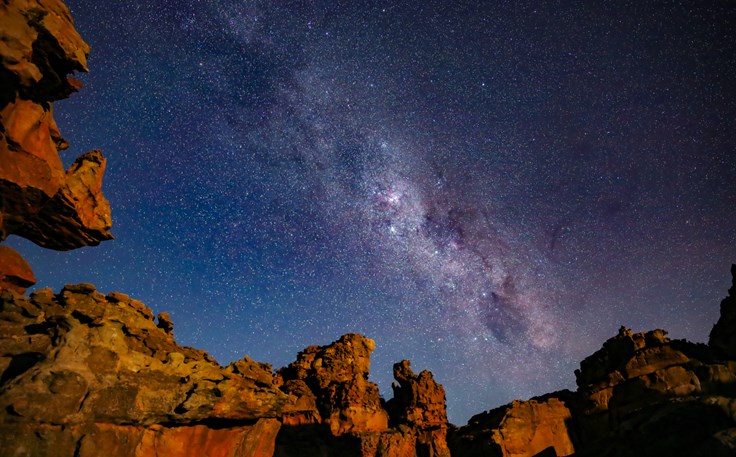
[{"left": 709, "top": 264, "right": 736, "bottom": 359}]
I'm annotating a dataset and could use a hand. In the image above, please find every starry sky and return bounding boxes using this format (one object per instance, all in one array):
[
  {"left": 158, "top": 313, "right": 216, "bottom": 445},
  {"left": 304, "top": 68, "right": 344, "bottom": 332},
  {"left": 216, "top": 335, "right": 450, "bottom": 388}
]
[{"left": 8, "top": 0, "right": 736, "bottom": 424}]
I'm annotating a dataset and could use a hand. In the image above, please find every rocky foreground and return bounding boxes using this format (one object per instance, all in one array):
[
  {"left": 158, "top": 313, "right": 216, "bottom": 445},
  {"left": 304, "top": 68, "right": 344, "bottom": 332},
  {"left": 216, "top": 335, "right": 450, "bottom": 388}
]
[
  {"left": 0, "top": 284, "right": 449, "bottom": 456},
  {"left": 451, "top": 267, "right": 736, "bottom": 456},
  {"left": 1, "top": 270, "right": 736, "bottom": 456},
  {"left": 1, "top": 0, "right": 735, "bottom": 455}
]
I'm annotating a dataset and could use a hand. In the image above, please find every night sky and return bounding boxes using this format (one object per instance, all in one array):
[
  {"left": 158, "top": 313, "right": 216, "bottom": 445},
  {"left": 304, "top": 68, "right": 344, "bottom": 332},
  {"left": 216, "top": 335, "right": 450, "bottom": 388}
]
[{"left": 7, "top": 0, "right": 736, "bottom": 424}]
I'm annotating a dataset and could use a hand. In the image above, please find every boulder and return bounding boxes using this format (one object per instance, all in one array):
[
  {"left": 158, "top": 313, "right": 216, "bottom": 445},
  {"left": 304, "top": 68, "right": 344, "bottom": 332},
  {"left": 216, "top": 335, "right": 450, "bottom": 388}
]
[{"left": 0, "top": 245, "right": 35, "bottom": 293}]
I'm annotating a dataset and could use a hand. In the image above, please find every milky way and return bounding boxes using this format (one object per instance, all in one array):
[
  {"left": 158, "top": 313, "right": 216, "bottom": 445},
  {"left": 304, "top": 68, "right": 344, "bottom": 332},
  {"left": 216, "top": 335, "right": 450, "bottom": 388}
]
[{"left": 8, "top": 0, "right": 736, "bottom": 423}]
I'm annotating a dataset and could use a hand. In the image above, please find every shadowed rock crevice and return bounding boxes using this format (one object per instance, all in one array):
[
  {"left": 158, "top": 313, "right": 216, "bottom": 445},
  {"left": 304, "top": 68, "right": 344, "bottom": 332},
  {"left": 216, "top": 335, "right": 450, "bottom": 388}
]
[{"left": 0, "top": 352, "right": 44, "bottom": 386}]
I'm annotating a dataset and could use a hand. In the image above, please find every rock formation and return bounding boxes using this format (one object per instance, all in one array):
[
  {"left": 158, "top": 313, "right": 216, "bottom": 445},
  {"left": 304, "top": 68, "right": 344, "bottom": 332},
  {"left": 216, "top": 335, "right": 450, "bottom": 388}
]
[
  {"left": 710, "top": 264, "right": 736, "bottom": 359},
  {"left": 0, "top": 245, "right": 35, "bottom": 293},
  {"left": 0, "top": 0, "right": 112, "bottom": 285},
  {"left": 0, "top": 285, "right": 451, "bottom": 457},
  {"left": 0, "top": 2, "right": 452, "bottom": 455},
  {"left": 450, "top": 266, "right": 736, "bottom": 457},
  {"left": 1, "top": 0, "right": 735, "bottom": 456},
  {"left": 276, "top": 333, "right": 389, "bottom": 435},
  {"left": 450, "top": 393, "right": 576, "bottom": 457},
  {"left": 273, "top": 334, "right": 450, "bottom": 457},
  {"left": 386, "top": 360, "right": 451, "bottom": 457},
  {"left": 0, "top": 284, "right": 288, "bottom": 456}
]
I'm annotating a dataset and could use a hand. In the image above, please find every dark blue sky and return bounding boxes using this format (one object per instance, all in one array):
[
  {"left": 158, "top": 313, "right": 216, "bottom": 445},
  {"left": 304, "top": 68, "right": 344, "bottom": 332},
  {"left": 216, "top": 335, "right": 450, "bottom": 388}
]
[{"left": 9, "top": 0, "right": 736, "bottom": 424}]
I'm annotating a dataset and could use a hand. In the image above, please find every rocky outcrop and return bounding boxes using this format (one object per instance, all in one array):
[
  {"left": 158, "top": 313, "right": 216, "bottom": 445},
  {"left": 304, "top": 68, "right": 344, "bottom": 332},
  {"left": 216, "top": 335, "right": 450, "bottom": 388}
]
[
  {"left": 0, "top": 245, "right": 35, "bottom": 293},
  {"left": 2, "top": 1, "right": 735, "bottom": 456},
  {"left": 276, "top": 333, "right": 389, "bottom": 435},
  {"left": 274, "top": 335, "right": 450, "bottom": 457},
  {"left": 0, "top": 284, "right": 451, "bottom": 457},
  {"left": 0, "top": 285, "right": 289, "bottom": 456},
  {"left": 387, "top": 360, "right": 451, "bottom": 457},
  {"left": 450, "top": 265, "right": 736, "bottom": 457},
  {"left": 450, "top": 393, "right": 576, "bottom": 457},
  {"left": 0, "top": 0, "right": 112, "bottom": 278}
]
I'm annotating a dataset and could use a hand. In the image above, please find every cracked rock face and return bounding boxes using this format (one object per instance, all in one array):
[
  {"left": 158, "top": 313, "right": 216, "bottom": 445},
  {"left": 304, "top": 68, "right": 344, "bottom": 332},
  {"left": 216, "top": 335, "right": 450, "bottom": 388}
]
[
  {"left": 276, "top": 333, "right": 390, "bottom": 436},
  {"left": 273, "top": 335, "right": 451, "bottom": 457},
  {"left": 0, "top": 0, "right": 112, "bottom": 272},
  {"left": 0, "top": 285, "right": 289, "bottom": 456}
]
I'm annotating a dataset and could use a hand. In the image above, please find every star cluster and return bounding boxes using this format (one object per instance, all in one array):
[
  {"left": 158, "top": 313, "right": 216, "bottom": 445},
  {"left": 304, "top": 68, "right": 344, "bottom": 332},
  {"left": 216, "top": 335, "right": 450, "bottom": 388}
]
[{"left": 8, "top": 0, "right": 736, "bottom": 424}]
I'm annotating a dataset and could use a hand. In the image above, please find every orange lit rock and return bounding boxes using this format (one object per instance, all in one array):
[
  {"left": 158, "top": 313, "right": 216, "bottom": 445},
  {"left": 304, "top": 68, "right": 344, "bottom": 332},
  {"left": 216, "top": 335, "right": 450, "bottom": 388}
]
[
  {"left": 388, "top": 359, "right": 448, "bottom": 427},
  {"left": 0, "top": 245, "right": 35, "bottom": 293},
  {"left": 276, "top": 333, "right": 389, "bottom": 436},
  {"left": 0, "top": 0, "right": 111, "bottom": 260},
  {"left": 450, "top": 394, "right": 576, "bottom": 457},
  {"left": 0, "top": 286, "right": 290, "bottom": 455},
  {"left": 387, "top": 359, "right": 450, "bottom": 457}
]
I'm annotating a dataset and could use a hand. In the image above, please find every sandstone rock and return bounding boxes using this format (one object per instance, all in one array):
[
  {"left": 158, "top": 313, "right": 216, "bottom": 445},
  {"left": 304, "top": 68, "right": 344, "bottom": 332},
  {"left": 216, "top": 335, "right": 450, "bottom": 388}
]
[
  {"left": 0, "top": 0, "right": 89, "bottom": 103},
  {"left": 450, "top": 393, "right": 576, "bottom": 457},
  {"left": 0, "top": 245, "right": 35, "bottom": 293},
  {"left": 274, "top": 338, "right": 451, "bottom": 457},
  {"left": 0, "top": 419, "right": 282, "bottom": 457},
  {"left": 2, "top": 149, "right": 113, "bottom": 250},
  {"left": 276, "top": 333, "right": 389, "bottom": 436},
  {"left": 388, "top": 359, "right": 448, "bottom": 427},
  {"left": 387, "top": 360, "right": 450, "bottom": 457},
  {"left": 156, "top": 311, "right": 174, "bottom": 335},
  {"left": 1, "top": 0, "right": 112, "bottom": 269},
  {"left": 451, "top": 265, "right": 736, "bottom": 457},
  {"left": 0, "top": 286, "right": 290, "bottom": 455},
  {"left": 710, "top": 264, "right": 736, "bottom": 359}
]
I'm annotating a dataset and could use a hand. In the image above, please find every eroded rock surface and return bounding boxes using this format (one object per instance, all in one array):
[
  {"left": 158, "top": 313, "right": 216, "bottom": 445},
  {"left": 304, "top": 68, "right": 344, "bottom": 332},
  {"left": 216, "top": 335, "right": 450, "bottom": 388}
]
[
  {"left": 0, "top": 285, "right": 451, "bottom": 457},
  {"left": 450, "top": 393, "right": 576, "bottom": 457},
  {"left": 276, "top": 333, "right": 389, "bottom": 435},
  {"left": 387, "top": 359, "right": 451, "bottom": 457},
  {"left": 0, "top": 0, "right": 112, "bottom": 268},
  {"left": 0, "top": 285, "right": 289, "bottom": 455},
  {"left": 450, "top": 265, "right": 736, "bottom": 457},
  {"left": 273, "top": 335, "right": 450, "bottom": 457},
  {"left": 0, "top": 245, "right": 35, "bottom": 293}
]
